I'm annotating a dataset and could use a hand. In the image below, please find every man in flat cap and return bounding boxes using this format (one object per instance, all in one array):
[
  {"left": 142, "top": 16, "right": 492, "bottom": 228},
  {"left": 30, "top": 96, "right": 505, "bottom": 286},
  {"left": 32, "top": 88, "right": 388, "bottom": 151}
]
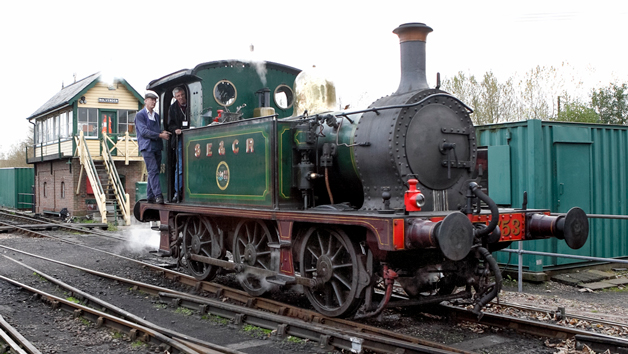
[{"left": 135, "top": 92, "right": 170, "bottom": 204}]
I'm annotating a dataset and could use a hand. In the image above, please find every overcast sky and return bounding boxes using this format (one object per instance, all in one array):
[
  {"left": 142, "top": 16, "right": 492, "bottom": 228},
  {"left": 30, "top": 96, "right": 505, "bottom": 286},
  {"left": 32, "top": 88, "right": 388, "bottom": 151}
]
[{"left": 1, "top": 0, "right": 626, "bottom": 155}]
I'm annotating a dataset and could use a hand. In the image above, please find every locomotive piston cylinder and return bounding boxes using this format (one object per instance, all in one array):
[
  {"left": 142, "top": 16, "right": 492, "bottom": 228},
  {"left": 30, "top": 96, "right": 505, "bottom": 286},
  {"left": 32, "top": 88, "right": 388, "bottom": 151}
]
[{"left": 406, "top": 213, "right": 474, "bottom": 261}]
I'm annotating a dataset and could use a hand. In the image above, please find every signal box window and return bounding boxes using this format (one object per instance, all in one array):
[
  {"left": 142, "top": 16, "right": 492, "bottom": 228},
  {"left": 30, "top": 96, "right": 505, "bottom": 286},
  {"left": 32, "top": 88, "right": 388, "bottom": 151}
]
[
  {"left": 60, "top": 111, "right": 72, "bottom": 139},
  {"left": 78, "top": 108, "right": 98, "bottom": 137},
  {"left": 118, "top": 110, "right": 137, "bottom": 135},
  {"left": 214, "top": 80, "right": 237, "bottom": 107}
]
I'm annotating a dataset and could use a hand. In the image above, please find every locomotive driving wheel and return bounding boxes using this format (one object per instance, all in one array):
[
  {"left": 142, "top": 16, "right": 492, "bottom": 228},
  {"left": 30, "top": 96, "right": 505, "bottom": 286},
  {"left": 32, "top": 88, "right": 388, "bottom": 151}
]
[
  {"left": 232, "top": 219, "right": 277, "bottom": 296},
  {"left": 299, "top": 226, "right": 362, "bottom": 318},
  {"left": 182, "top": 216, "right": 222, "bottom": 281}
]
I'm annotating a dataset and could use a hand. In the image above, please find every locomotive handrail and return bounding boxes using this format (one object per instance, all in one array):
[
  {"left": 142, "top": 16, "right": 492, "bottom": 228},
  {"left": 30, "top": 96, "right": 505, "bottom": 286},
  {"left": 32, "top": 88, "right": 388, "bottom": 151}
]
[
  {"left": 285, "top": 93, "right": 473, "bottom": 125},
  {"left": 335, "top": 93, "right": 473, "bottom": 118}
]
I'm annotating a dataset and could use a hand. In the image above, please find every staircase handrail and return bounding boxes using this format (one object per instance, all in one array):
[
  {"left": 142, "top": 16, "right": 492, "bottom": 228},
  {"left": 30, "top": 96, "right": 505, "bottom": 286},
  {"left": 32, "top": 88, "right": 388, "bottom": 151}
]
[
  {"left": 74, "top": 131, "right": 107, "bottom": 223},
  {"left": 101, "top": 132, "right": 131, "bottom": 226}
]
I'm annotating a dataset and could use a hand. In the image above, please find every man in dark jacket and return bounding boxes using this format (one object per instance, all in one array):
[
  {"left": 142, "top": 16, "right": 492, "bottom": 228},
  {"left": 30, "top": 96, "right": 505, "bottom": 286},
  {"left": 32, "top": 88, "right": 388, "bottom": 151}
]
[
  {"left": 135, "top": 92, "right": 170, "bottom": 204},
  {"left": 167, "top": 87, "right": 188, "bottom": 202}
]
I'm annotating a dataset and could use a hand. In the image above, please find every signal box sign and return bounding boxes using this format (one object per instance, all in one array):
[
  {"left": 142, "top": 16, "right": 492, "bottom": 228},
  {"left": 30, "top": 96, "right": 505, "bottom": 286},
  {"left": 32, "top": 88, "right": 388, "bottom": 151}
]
[{"left": 98, "top": 98, "right": 119, "bottom": 104}]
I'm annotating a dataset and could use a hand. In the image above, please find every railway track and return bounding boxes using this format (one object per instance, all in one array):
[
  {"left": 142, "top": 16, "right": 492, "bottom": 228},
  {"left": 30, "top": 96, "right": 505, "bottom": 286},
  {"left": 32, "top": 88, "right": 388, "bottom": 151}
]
[
  {"left": 0, "top": 314, "right": 41, "bottom": 354},
  {"left": 440, "top": 303, "right": 628, "bottom": 351},
  {"left": 0, "top": 244, "right": 467, "bottom": 354},
  {"left": 0, "top": 256, "right": 241, "bottom": 354},
  {"left": 0, "top": 210, "right": 122, "bottom": 240},
  {"left": 1, "top": 209, "right": 627, "bottom": 353}
]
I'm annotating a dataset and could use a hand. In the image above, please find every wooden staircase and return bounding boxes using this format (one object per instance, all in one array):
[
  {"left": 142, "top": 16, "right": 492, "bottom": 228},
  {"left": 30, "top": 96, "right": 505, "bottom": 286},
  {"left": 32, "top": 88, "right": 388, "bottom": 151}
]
[
  {"left": 93, "top": 161, "right": 124, "bottom": 224},
  {"left": 74, "top": 131, "right": 131, "bottom": 226}
]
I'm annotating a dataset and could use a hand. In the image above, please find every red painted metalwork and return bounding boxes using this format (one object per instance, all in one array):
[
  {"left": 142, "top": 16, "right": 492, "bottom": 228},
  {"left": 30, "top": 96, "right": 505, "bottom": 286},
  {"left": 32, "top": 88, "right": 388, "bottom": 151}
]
[
  {"left": 403, "top": 179, "right": 424, "bottom": 212},
  {"left": 393, "top": 219, "right": 405, "bottom": 250}
]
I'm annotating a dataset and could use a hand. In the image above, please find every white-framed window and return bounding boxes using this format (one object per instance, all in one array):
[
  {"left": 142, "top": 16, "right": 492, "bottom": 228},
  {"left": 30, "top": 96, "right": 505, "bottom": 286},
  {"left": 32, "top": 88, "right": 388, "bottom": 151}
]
[
  {"left": 78, "top": 108, "right": 98, "bottom": 137},
  {"left": 59, "top": 113, "right": 67, "bottom": 139},
  {"left": 46, "top": 118, "right": 53, "bottom": 142},
  {"left": 66, "top": 111, "right": 73, "bottom": 138},
  {"left": 53, "top": 115, "right": 59, "bottom": 141},
  {"left": 35, "top": 121, "right": 42, "bottom": 144},
  {"left": 118, "top": 110, "right": 137, "bottom": 136},
  {"left": 35, "top": 109, "right": 73, "bottom": 144},
  {"left": 58, "top": 111, "right": 72, "bottom": 139}
]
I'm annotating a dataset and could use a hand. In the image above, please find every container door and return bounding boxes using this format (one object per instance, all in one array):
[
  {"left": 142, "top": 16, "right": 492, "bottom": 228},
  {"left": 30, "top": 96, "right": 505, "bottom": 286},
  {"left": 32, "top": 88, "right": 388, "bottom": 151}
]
[{"left": 555, "top": 143, "right": 591, "bottom": 264}]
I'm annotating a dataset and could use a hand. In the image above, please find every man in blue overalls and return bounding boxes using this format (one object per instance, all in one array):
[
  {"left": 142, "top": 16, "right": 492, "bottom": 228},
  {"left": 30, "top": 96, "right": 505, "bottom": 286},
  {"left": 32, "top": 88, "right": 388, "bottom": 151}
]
[{"left": 135, "top": 92, "right": 170, "bottom": 204}]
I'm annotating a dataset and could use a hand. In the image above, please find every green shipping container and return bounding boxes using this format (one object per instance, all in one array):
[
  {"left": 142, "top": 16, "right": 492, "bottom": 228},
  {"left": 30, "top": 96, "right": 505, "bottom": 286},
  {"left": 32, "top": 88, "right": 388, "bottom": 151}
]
[
  {"left": 476, "top": 119, "right": 628, "bottom": 272},
  {"left": 0, "top": 167, "right": 35, "bottom": 210},
  {"left": 135, "top": 182, "right": 147, "bottom": 202}
]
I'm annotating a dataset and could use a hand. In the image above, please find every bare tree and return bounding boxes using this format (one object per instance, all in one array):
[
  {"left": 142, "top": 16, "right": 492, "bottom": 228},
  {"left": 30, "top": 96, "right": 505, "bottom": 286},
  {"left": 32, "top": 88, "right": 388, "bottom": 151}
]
[
  {"left": 0, "top": 126, "right": 33, "bottom": 168},
  {"left": 442, "top": 71, "right": 518, "bottom": 125},
  {"left": 442, "top": 63, "right": 600, "bottom": 125}
]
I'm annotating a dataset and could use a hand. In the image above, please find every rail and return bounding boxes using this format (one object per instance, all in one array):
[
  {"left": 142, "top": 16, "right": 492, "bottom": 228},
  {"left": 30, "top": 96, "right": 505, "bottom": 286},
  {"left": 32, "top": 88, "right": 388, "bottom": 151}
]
[
  {"left": 0, "top": 315, "right": 40, "bottom": 354},
  {"left": 74, "top": 131, "right": 107, "bottom": 223},
  {"left": 500, "top": 213, "right": 628, "bottom": 293},
  {"left": 101, "top": 133, "right": 131, "bottom": 225}
]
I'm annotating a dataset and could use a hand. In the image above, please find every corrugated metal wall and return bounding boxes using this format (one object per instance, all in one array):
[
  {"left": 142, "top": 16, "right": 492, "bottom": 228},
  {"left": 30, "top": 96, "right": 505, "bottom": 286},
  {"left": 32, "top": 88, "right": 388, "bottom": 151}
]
[
  {"left": 0, "top": 168, "right": 35, "bottom": 210},
  {"left": 476, "top": 120, "right": 628, "bottom": 272}
]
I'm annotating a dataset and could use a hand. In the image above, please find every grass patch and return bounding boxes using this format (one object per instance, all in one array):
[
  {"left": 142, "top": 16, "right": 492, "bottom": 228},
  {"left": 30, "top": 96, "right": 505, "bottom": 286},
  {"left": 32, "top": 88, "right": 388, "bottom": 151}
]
[
  {"left": 131, "top": 340, "right": 146, "bottom": 348},
  {"left": 286, "top": 336, "right": 304, "bottom": 344},
  {"left": 154, "top": 303, "right": 167, "bottom": 310},
  {"left": 204, "top": 314, "right": 229, "bottom": 325},
  {"left": 79, "top": 317, "right": 90, "bottom": 326},
  {"left": 33, "top": 272, "right": 47, "bottom": 282},
  {"left": 602, "top": 286, "right": 628, "bottom": 293},
  {"left": 107, "top": 222, "right": 118, "bottom": 231},
  {"left": 175, "top": 307, "right": 193, "bottom": 316},
  {"left": 502, "top": 274, "right": 518, "bottom": 287},
  {"left": 242, "top": 324, "right": 272, "bottom": 337},
  {"left": 66, "top": 297, "right": 80, "bottom": 304}
]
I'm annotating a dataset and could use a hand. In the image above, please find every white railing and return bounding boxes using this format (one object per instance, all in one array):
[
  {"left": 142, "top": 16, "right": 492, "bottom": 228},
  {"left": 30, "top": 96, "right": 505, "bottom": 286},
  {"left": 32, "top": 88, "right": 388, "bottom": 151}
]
[{"left": 104, "top": 131, "right": 140, "bottom": 165}]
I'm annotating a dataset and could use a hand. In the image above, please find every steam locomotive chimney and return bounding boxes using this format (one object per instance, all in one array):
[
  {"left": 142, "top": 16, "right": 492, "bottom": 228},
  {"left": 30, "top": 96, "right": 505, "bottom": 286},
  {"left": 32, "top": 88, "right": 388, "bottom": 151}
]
[{"left": 393, "top": 23, "right": 433, "bottom": 94}]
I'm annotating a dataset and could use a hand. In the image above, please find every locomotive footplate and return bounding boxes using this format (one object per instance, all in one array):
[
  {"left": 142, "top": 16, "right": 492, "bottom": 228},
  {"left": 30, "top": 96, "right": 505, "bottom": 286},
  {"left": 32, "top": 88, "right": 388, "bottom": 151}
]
[
  {"left": 138, "top": 200, "right": 585, "bottom": 248},
  {"left": 138, "top": 200, "right": 473, "bottom": 253}
]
